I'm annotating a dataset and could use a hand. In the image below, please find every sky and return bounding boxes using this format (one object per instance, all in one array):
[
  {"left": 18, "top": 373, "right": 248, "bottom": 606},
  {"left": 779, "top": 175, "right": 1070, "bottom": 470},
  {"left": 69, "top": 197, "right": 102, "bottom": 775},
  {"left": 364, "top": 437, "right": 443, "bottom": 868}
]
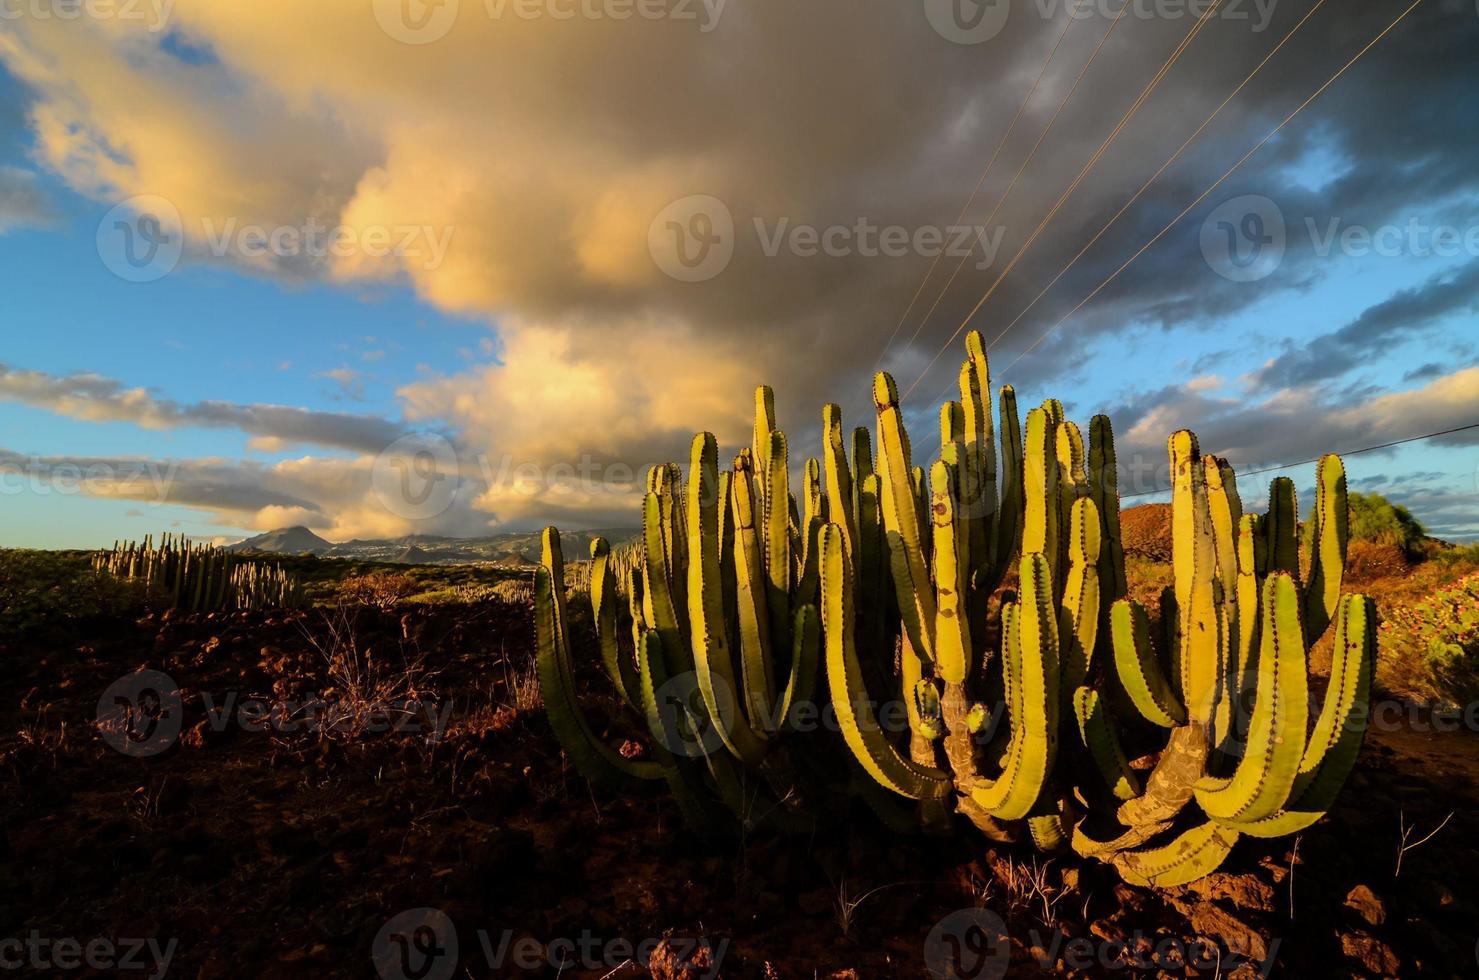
[{"left": 0, "top": 0, "right": 1476, "bottom": 548}]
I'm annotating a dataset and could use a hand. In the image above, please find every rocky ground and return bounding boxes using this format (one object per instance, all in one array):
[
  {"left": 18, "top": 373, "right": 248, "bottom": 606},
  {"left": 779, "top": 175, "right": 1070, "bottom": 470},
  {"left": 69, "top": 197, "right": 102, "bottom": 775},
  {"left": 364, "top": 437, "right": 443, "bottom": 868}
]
[{"left": 1, "top": 590, "right": 1476, "bottom": 978}]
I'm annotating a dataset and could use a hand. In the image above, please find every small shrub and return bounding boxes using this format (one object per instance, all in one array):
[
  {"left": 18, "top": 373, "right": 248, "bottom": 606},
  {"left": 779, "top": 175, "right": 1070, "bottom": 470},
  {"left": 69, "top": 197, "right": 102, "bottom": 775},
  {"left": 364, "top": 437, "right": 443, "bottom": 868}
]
[
  {"left": 1344, "top": 539, "right": 1410, "bottom": 583},
  {"left": 1431, "top": 542, "right": 1479, "bottom": 568},
  {"left": 301, "top": 609, "right": 442, "bottom": 741},
  {"left": 1378, "top": 573, "right": 1479, "bottom": 707},
  {"left": 336, "top": 571, "right": 418, "bottom": 611}
]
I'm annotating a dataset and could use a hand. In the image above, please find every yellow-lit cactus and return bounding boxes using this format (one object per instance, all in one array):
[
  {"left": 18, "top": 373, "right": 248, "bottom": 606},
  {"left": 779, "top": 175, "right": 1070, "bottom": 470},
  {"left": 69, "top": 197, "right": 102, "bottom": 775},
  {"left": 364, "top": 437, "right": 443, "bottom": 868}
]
[{"left": 533, "top": 334, "right": 1374, "bottom": 885}]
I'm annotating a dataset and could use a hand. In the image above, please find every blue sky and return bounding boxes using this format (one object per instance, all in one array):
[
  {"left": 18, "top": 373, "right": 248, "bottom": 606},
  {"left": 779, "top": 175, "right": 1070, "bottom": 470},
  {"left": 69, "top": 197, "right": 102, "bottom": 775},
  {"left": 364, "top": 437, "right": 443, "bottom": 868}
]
[{"left": 0, "top": 3, "right": 1475, "bottom": 547}]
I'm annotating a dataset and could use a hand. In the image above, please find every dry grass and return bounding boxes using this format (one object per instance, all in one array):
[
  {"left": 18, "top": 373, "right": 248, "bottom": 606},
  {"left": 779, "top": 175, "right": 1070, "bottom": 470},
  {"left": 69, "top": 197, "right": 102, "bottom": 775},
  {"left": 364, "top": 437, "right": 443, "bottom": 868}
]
[{"left": 299, "top": 608, "right": 442, "bottom": 741}]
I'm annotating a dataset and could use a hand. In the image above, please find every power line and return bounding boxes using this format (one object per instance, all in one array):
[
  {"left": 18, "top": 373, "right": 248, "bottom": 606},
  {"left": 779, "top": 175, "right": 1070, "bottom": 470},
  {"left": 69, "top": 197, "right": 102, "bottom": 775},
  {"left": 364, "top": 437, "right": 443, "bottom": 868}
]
[
  {"left": 899, "top": 0, "right": 1229, "bottom": 401},
  {"left": 985, "top": 0, "right": 1330, "bottom": 365},
  {"left": 993, "top": 0, "right": 1428, "bottom": 385},
  {"left": 913, "top": 0, "right": 1333, "bottom": 419},
  {"left": 1119, "top": 422, "right": 1479, "bottom": 499},
  {"left": 868, "top": 7, "right": 1081, "bottom": 377}
]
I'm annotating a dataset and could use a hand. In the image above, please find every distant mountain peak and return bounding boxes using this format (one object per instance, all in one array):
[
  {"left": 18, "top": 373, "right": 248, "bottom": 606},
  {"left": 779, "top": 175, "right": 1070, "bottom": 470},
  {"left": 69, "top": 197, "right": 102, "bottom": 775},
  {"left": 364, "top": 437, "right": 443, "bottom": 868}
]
[{"left": 228, "top": 525, "right": 334, "bottom": 555}]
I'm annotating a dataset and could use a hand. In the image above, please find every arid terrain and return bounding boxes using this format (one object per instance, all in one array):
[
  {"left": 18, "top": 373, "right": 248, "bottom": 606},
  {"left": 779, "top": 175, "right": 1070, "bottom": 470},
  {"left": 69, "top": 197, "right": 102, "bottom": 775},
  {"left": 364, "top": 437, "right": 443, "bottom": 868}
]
[{"left": 2, "top": 509, "right": 1477, "bottom": 979}]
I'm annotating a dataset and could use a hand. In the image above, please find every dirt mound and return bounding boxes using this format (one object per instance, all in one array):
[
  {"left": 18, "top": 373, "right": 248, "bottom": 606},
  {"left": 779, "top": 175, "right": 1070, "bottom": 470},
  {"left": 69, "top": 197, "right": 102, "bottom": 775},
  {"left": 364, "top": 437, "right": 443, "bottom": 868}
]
[{"left": 1120, "top": 503, "right": 1173, "bottom": 561}]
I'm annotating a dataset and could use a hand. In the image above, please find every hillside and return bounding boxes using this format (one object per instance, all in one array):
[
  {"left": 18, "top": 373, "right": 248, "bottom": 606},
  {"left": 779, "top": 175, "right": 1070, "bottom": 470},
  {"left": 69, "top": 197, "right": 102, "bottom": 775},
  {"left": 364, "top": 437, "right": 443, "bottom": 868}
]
[{"left": 227, "top": 525, "right": 639, "bottom": 566}]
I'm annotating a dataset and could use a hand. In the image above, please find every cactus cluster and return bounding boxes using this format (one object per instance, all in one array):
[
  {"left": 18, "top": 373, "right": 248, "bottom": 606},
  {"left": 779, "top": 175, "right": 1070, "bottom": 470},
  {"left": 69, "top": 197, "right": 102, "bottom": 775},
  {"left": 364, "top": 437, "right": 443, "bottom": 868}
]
[
  {"left": 96, "top": 534, "right": 303, "bottom": 612},
  {"left": 533, "top": 334, "right": 1375, "bottom": 884}
]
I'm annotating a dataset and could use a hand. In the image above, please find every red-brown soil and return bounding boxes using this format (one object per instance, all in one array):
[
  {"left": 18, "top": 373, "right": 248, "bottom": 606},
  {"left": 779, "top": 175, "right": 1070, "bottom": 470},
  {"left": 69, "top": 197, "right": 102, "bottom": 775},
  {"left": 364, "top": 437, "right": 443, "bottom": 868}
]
[{"left": 2, "top": 599, "right": 1477, "bottom": 978}]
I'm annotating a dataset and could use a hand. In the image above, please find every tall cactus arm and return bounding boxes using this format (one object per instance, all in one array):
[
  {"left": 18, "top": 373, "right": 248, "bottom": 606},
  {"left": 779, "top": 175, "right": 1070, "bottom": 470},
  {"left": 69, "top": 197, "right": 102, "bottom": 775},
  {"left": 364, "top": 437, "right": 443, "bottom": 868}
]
[
  {"left": 874, "top": 372, "right": 938, "bottom": 660},
  {"left": 901, "top": 628, "right": 938, "bottom": 757},
  {"left": 1222, "top": 594, "right": 1374, "bottom": 838},
  {"left": 730, "top": 455, "right": 778, "bottom": 734},
  {"left": 627, "top": 561, "right": 648, "bottom": 647},
  {"left": 752, "top": 386, "right": 777, "bottom": 511},
  {"left": 990, "top": 385, "right": 1024, "bottom": 577},
  {"left": 777, "top": 604, "right": 820, "bottom": 731},
  {"left": 959, "top": 332, "right": 996, "bottom": 570},
  {"left": 535, "top": 556, "right": 664, "bottom": 791},
  {"left": 940, "top": 400, "right": 965, "bottom": 446},
  {"left": 644, "top": 492, "right": 693, "bottom": 676},
  {"left": 662, "top": 464, "right": 692, "bottom": 623},
  {"left": 687, "top": 434, "right": 770, "bottom": 764},
  {"left": 1195, "top": 572, "right": 1310, "bottom": 823},
  {"left": 854, "top": 472, "right": 887, "bottom": 651},
  {"left": 1304, "top": 454, "right": 1348, "bottom": 643},
  {"left": 591, "top": 537, "right": 642, "bottom": 709},
  {"left": 803, "top": 457, "right": 824, "bottom": 529},
  {"left": 851, "top": 426, "right": 875, "bottom": 518},
  {"left": 929, "top": 460, "right": 972, "bottom": 685},
  {"left": 911, "top": 466, "right": 930, "bottom": 562},
  {"left": 823, "top": 404, "right": 859, "bottom": 564},
  {"left": 820, "top": 523, "right": 953, "bottom": 800},
  {"left": 1088, "top": 415, "right": 1127, "bottom": 603},
  {"left": 1056, "top": 421, "right": 1088, "bottom": 586},
  {"left": 718, "top": 469, "right": 735, "bottom": 569},
  {"left": 764, "top": 430, "right": 794, "bottom": 659},
  {"left": 634, "top": 629, "right": 727, "bottom": 838},
  {"left": 1111, "top": 599, "right": 1186, "bottom": 728},
  {"left": 1111, "top": 822, "right": 1239, "bottom": 888},
  {"left": 886, "top": 529, "right": 934, "bottom": 675},
  {"left": 969, "top": 553, "right": 1060, "bottom": 820},
  {"left": 1265, "top": 477, "right": 1300, "bottom": 579},
  {"left": 1021, "top": 408, "right": 1062, "bottom": 591},
  {"left": 1170, "top": 431, "right": 1201, "bottom": 613},
  {"left": 1170, "top": 430, "right": 1223, "bottom": 727},
  {"left": 1204, "top": 458, "right": 1241, "bottom": 593},
  {"left": 1060, "top": 497, "right": 1102, "bottom": 699},
  {"left": 1074, "top": 686, "right": 1141, "bottom": 801},
  {"left": 1233, "top": 514, "right": 1264, "bottom": 701}
]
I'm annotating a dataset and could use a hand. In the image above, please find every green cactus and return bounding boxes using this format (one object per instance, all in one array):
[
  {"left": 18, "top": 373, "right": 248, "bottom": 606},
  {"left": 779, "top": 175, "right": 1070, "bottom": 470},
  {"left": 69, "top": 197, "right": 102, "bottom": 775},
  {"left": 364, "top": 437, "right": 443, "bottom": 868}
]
[
  {"left": 533, "top": 334, "right": 1375, "bottom": 884},
  {"left": 95, "top": 534, "right": 301, "bottom": 612},
  {"left": 1082, "top": 448, "right": 1374, "bottom": 881}
]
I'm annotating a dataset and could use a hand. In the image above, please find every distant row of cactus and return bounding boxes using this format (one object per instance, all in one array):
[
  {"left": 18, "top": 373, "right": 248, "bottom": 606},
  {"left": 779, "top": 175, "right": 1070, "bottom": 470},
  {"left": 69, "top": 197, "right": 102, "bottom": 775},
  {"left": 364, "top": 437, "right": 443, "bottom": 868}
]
[
  {"left": 534, "top": 331, "right": 1374, "bottom": 886},
  {"left": 95, "top": 534, "right": 303, "bottom": 611}
]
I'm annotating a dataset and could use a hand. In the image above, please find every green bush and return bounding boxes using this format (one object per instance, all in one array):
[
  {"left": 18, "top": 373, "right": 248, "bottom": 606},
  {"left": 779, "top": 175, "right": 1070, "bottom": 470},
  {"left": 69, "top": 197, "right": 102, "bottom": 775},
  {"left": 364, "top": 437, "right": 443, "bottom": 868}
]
[
  {"left": 1379, "top": 573, "right": 1479, "bottom": 707},
  {"left": 1431, "top": 542, "right": 1479, "bottom": 567},
  {"left": 1301, "top": 490, "right": 1426, "bottom": 560},
  {"left": 0, "top": 549, "right": 146, "bottom": 637},
  {"left": 1351, "top": 492, "right": 1426, "bottom": 554}
]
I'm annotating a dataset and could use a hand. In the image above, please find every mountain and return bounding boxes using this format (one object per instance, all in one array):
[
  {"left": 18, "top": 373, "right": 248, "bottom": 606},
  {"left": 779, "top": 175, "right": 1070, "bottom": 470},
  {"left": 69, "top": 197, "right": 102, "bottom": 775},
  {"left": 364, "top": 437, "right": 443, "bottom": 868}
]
[
  {"left": 391, "top": 544, "right": 433, "bottom": 564},
  {"left": 227, "top": 526, "right": 334, "bottom": 555},
  {"left": 227, "top": 526, "right": 638, "bottom": 565}
]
